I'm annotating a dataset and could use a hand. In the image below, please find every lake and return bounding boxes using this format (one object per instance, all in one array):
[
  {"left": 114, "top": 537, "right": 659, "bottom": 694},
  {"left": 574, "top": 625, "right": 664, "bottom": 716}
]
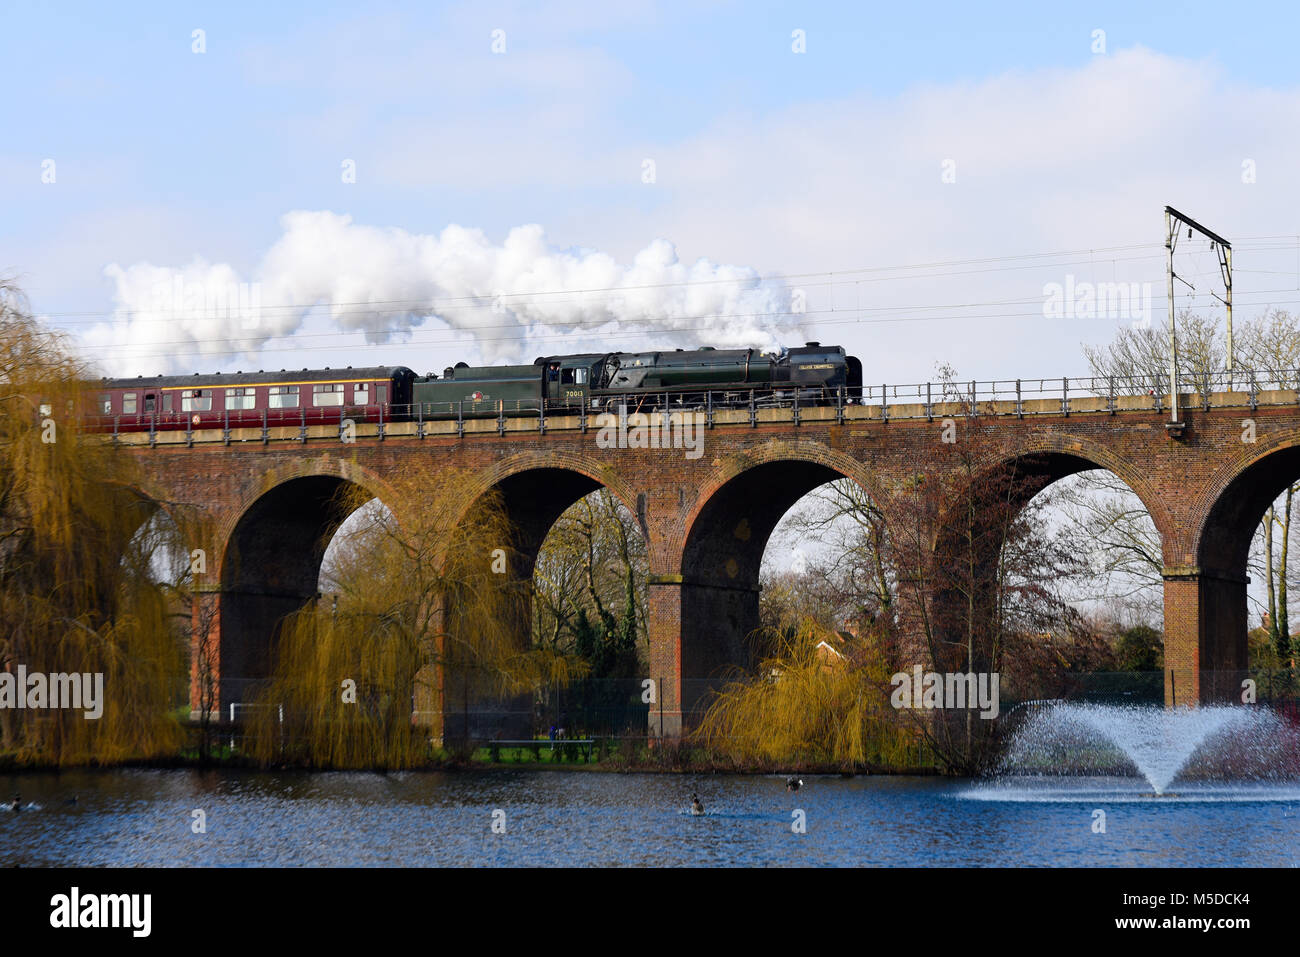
[{"left": 2, "top": 769, "right": 1297, "bottom": 867}]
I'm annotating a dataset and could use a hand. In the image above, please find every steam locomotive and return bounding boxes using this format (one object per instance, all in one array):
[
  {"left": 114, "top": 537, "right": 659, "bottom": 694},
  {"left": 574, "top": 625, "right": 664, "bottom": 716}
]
[{"left": 88, "top": 343, "right": 862, "bottom": 432}]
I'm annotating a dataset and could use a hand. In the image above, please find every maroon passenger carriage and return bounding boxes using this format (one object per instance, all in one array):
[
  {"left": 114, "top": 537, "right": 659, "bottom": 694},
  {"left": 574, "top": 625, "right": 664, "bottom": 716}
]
[{"left": 86, "top": 366, "right": 417, "bottom": 433}]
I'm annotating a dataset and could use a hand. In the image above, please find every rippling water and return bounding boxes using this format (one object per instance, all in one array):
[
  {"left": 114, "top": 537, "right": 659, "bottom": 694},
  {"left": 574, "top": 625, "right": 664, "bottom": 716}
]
[{"left": 1, "top": 769, "right": 1297, "bottom": 866}]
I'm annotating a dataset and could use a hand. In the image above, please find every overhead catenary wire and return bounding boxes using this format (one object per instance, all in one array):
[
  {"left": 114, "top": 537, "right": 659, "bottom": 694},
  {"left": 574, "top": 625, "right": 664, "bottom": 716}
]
[
  {"left": 26, "top": 237, "right": 1300, "bottom": 330},
  {"left": 34, "top": 245, "right": 1300, "bottom": 335},
  {"left": 29, "top": 292, "right": 1300, "bottom": 366},
  {"left": 31, "top": 241, "right": 1174, "bottom": 323},
  {"left": 12, "top": 235, "right": 1299, "bottom": 366},
  {"left": 16, "top": 283, "right": 1300, "bottom": 357}
]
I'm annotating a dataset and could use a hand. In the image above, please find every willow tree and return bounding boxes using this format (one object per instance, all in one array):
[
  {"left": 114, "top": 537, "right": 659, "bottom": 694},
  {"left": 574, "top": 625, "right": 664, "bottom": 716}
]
[
  {"left": 0, "top": 280, "right": 185, "bottom": 765},
  {"left": 245, "top": 469, "right": 588, "bottom": 769},
  {"left": 692, "top": 615, "right": 914, "bottom": 770}
]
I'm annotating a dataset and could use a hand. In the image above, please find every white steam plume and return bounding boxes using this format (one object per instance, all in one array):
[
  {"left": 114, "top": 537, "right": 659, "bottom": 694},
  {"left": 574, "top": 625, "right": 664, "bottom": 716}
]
[{"left": 90, "top": 211, "right": 801, "bottom": 375}]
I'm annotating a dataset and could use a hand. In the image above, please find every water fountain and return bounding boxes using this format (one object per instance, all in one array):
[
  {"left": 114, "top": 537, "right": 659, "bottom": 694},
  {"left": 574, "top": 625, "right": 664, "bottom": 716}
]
[
  {"left": 962, "top": 702, "right": 1300, "bottom": 802},
  {"left": 1045, "top": 704, "right": 1244, "bottom": 795}
]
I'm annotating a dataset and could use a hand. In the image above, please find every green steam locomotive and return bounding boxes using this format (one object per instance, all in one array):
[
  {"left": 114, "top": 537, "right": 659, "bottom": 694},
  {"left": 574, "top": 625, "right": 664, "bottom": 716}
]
[{"left": 413, "top": 342, "right": 862, "bottom": 418}]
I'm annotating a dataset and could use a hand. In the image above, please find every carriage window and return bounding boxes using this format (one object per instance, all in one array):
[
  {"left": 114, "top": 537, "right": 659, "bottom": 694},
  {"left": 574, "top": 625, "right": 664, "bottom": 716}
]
[
  {"left": 225, "top": 387, "right": 257, "bottom": 410},
  {"left": 376, "top": 384, "right": 388, "bottom": 405},
  {"left": 99, "top": 395, "right": 112, "bottom": 414},
  {"left": 313, "top": 383, "right": 345, "bottom": 407},
  {"left": 269, "top": 385, "right": 298, "bottom": 409},
  {"left": 354, "top": 382, "right": 370, "bottom": 405},
  {"left": 575, "top": 368, "right": 588, "bottom": 385},
  {"left": 181, "top": 389, "right": 212, "bottom": 412},
  {"left": 144, "top": 394, "right": 156, "bottom": 413},
  {"left": 561, "top": 369, "right": 575, "bottom": 384},
  {"left": 163, "top": 393, "right": 173, "bottom": 413},
  {"left": 123, "top": 393, "right": 138, "bottom": 414}
]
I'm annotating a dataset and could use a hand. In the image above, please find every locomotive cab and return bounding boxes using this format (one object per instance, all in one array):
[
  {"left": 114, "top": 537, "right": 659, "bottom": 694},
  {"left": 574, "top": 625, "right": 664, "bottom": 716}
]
[{"left": 542, "top": 354, "right": 604, "bottom": 408}]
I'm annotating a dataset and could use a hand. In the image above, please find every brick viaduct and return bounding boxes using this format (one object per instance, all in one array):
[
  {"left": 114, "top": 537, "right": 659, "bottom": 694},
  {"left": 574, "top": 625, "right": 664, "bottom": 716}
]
[{"left": 113, "top": 386, "right": 1300, "bottom": 736}]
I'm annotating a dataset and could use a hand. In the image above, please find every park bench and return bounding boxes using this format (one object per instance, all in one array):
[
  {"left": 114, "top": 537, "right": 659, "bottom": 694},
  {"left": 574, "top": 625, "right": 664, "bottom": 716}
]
[{"left": 486, "top": 739, "right": 596, "bottom": 762}]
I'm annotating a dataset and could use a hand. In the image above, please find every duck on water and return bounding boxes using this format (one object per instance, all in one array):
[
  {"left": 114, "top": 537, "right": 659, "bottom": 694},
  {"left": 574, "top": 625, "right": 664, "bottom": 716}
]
[{"left": 3, "top": 794, "right": 52, "bottom": 812}]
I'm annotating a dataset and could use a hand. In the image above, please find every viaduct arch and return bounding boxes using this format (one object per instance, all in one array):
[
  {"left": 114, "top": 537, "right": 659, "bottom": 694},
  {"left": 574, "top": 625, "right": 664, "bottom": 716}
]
[{"left": 109, "top": 391, "right": 1300, "bottom": 735}]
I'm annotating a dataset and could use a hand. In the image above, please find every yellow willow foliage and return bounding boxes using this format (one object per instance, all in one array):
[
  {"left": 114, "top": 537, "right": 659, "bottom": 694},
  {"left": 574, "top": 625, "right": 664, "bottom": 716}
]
[
  {"left": 245, "top": 605, "right": 427, "bottom": 769},
  {"left": 0, "top": 283, "right": 186, "bottom": 763},
  {"left": 246, "top": 468, "right": 588, "bottom": 768},
  {"left": 692, "top": 617, "right": 917, "bottom": 769},
  {"left": 7, "top": 602, "right": 185, "bottom": 765}
]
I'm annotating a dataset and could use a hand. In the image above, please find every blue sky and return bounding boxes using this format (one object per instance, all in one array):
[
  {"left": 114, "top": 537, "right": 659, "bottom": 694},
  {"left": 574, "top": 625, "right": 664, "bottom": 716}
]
[{"left": 2, "top": 1, "right": 1298, "bottom": 380}]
